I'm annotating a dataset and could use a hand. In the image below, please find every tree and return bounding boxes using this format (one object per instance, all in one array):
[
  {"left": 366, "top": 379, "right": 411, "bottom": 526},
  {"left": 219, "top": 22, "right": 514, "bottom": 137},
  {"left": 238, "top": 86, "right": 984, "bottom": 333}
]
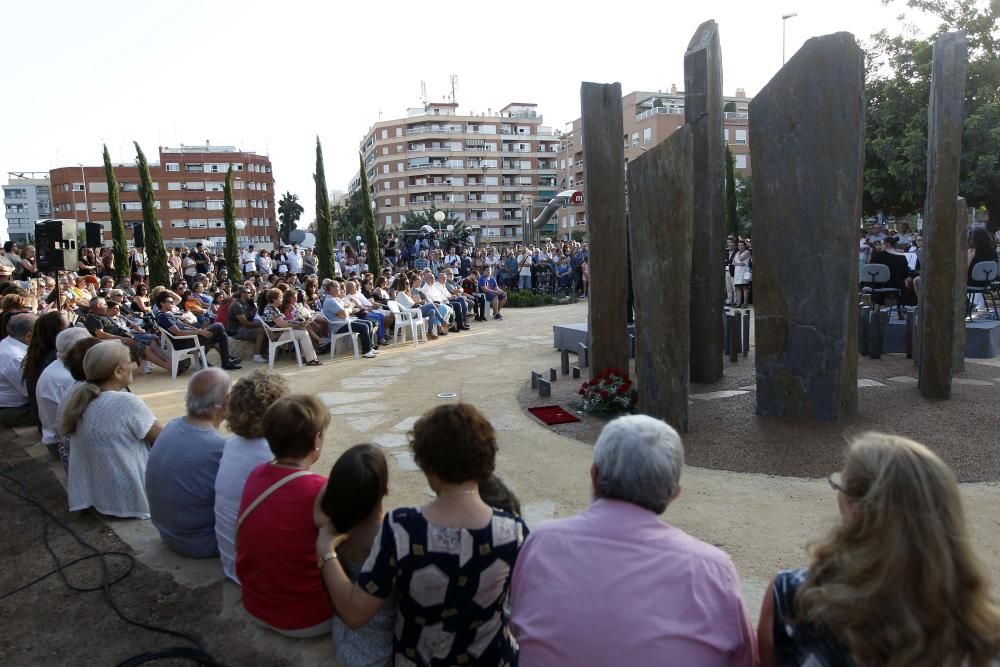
[
  {"left": 864, "top": 0, "right": 1000, "bottom": 228},
  {"left": 277, "top": 191, "right": 304, "bottom": 245},
  {"left": 223, "top": 165, "right": 241, "bottom": 281},
  {"left": 735, "top": 174, "right": 753, "bottom": 232},
  {"left": 313, "top": 138, "right": 335, "bottom": 280},
  {"left": 400, "top": 206, "right": 462, "bottom": 231},
  {"left": 725, "top": 146, "right": 739, "bottom": 236},
  {"left": 102, "top": 144, "right": 129, "bottom": 281},
  {"left": 134, "top": 142, "right": 169, "bottom": 288},
  {"left": 332, "top": 189, "right": 366, "bottom": 241},
  {"left": 358, "top": 153, "right": 382, "bottom": 271}
]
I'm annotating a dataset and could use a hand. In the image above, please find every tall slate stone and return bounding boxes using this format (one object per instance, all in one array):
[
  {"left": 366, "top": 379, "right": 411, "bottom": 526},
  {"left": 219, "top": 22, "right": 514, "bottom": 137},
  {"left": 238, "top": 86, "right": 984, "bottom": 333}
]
[
  {"left": 628, "top": 128, "right": 693, "bottom": 432},
  {"left": 952, "top": 197, "right": 968, "bottom": 374},
  {"left": 581, "top": 82, "right": 630, "bottom": 380},
  {"left": 684, "top": 19, "right": 725, "bottom": 383},
  {"left": 751, "top": 32, "right": 863, "bottom": 420},
  {"left": 918, "top": 31, "right": 968, "bottom": 400}
]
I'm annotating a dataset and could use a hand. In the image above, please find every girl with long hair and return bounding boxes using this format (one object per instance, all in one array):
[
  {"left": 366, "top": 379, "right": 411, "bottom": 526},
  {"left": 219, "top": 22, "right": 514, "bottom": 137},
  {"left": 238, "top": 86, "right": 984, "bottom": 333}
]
[
  {"left": 21, "top": 311, "right": 66, "bottom": 422},
  {"left": 758, "top": 432, "right": 1000, "bottom": 666}
]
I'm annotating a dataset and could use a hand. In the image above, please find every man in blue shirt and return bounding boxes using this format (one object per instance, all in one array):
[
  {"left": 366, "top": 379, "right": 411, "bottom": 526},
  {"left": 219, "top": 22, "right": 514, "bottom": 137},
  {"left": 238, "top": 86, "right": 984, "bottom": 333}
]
[
  {"left": 478, "top": 266, "right": 507, "bottom": 320},
  {"left": 154, "top": 291, "right": 242, "bottom": 370}
]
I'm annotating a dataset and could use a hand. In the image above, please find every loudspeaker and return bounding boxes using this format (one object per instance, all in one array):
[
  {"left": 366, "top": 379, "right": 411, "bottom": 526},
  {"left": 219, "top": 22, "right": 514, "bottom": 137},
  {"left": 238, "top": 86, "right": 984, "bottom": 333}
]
[
  {"left": 85, "top": 222, "right": 103, "bottom": 248},
  {"left": 131, "top": 223, "right": 144, "bottom": 248},
  {"left": 35, "top": 219, "right": 79, "bottom": 272}
]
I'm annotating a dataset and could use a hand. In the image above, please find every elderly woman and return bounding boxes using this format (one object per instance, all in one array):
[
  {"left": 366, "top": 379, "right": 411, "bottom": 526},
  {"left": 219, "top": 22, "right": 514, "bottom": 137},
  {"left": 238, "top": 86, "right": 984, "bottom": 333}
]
[
  {"left": 62, "top": 341, "right": 162, "bottom": 518},
  {"left": 214, "top": 370, "right": 289, "bottom": 583},
  {"left": 35, "top": 327, "right": 91, "bottom": 458},
  {"left": 317, "top": 403, "right": 527, "bottom": 666},
  {"left": 236, "top": 395, "right": 332, "bottom": 637},
  {"left": 758, "top": 433, "right": 1000, "bottom": 666},
  {"left": 260, "top": 288, "right": 321, "bottom": 366},
  {"left": 393, "top": 274, "right": 442, "bottom": 339}
]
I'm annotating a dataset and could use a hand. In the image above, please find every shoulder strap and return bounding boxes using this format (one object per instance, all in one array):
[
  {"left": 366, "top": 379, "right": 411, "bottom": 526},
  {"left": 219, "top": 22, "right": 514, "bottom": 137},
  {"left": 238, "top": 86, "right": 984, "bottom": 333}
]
[{"left": 237, "top": 470, "right": 312, "bottom": 532}]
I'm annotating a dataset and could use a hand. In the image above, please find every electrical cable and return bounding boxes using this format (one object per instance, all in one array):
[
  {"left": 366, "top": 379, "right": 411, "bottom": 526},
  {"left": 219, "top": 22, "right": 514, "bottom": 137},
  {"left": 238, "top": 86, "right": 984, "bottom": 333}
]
[{"left": 0, "top": 461, "right": 228, "bottom": 666}]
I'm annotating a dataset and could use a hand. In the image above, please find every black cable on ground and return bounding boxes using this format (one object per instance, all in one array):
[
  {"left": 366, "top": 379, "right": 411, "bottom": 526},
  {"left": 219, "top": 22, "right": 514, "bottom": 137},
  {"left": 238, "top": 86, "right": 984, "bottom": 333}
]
[{"left": 0, "top": 462, "right": 228, "bottom": 666}]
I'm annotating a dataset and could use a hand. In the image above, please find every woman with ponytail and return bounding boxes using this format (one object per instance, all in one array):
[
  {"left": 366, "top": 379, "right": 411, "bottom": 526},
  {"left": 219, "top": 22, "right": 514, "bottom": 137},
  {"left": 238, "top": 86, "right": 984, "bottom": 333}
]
[{"left": 63, "top": 341, "right": 163, "bottom": 518}]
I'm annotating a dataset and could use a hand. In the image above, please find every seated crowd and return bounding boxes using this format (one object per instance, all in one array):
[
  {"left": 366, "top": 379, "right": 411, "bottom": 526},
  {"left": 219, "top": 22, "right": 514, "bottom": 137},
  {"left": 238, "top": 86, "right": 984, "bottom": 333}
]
[{"left": 15, "top": 339, "right": 1000, "bottom": 666}]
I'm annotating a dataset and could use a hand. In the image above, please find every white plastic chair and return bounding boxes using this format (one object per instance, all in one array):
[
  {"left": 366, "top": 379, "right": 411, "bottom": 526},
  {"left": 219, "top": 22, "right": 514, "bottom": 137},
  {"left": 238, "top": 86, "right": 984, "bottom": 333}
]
[
  {"left": 329, "top": 316, "right": 361, "bottom": 360},
  {"left": 157, "top": 325, "right": 208, "bottom": 380},
  {"left": 261, "top": 320, "right": 303, "bottom": 369},
  {"left": 387, "top": 300, "right": 427, "bottom": 347}
]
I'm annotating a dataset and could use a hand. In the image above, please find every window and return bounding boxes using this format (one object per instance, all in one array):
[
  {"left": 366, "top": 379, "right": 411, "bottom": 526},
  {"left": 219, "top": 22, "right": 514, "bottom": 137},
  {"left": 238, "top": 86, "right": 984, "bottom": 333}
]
[
  {"left": 207, "top": 200, "right": 224, "bottom": 210},
  {"left": 168, "top": 182, "right": 181, "bottom": 191},
  {"left": 248, "top": 181, "right": 256, "bottom": 190},
  {"left": 397, "top": 180, "right": 404, "bottom": 189},
  {"left": 185, "top": 163, "right": 203, "bottom": 173},
  {"left": 232, "top": 163, "right": 244, "bottom": 171},
  {"left": 171, "top": 221, "right": 188, "bottom": 228},
  {"left": 165, "top": 163, "right": 180, "bottom": 172},
  {"left": 385, "top": 215, "right": 393, "bottom": 226},
  {"left": 89, "top": 182, "right": 108, "bottom": 194},
  {"left": 72, "top": 183, "right": 85, "bottom": 192},
  {"left": 384, "top": 198, "right": 391, "bottom": 207},
  {"left": 188, "top": 219, "right": 207, "bottom": 229},
  {"left": 397, "top": 163, "right": 404, "bottom": 172},
  {"left": 399, "top": 197, "right": 405, "bottom": 206},
  {"left": 643, "top": 128, "right": 653, "bottom": 145},
  {"left": 723, "top": 128, "right": 729, "bottom": 143},
  {"left": 209, "top": 219, "right": 224, "bottom": 228},
  {"left": 121, "top": 202, "right": 142, "bottom": 211},
  {"left": 381, "top": 129, "right": 389, "bottom": 139},
  {"left": 383, "top": 182, "right": 391, "bottom": 191},
  {"left": 383, "top": 165, "right": 389, "bottom": 174},
  {"left": 383, "top": 147, "right": 389, "bottom": 155},
  {"left": 734, "top": 154, "right": 748, "bottom": 169},
  {"left": 734, "top": 129, "right": 747, "bottom": 145},
  {"left": 631, "top": 132, "right": 639, "bottom": 148},
  {"left": 235, "top": 199, "right": 247, "bottom": 207},
  {"left": 395, "top": 128, "right": 403, "bottom": 137},
  {"left": 169, "top": 200, "right": 183, "bottom": 209}
]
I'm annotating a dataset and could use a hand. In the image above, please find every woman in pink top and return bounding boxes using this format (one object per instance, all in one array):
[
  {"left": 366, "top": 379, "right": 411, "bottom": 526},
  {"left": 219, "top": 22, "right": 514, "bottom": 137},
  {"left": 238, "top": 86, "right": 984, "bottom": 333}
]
[{"left": 235, "top": 395, "right": 333, "bottom": 637}]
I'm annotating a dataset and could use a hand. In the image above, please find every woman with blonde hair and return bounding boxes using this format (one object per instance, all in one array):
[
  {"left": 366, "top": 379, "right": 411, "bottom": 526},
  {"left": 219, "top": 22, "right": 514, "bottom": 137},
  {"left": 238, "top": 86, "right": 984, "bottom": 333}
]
[
  {"left": 758, "top": 432, "right": 1000, "bottom": 666},
  {"left": 62, "top": 341, "right": 162, "bottom": 518}
]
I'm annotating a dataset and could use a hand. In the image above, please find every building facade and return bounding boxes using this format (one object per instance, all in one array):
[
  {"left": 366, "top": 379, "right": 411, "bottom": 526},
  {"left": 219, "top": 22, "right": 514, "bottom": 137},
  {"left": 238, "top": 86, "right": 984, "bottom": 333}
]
[
  {"left": 352, "top": 102, "right": 563, "bottom": 243},
  {"left": 555, "top": 87, "right": 751, "bottom": 235},
  {"left": 3, "top": 173, "right": 52, "bottom": 243},
  {"left": 49, "top": 144, "right": 275, "bottom": 249}
]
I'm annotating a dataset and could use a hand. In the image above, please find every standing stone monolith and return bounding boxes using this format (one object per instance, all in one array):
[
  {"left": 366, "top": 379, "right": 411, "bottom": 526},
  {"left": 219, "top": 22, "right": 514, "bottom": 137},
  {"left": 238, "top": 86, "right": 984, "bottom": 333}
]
[
  {"left": 918, "top": 31, "right": 968, "bottom": 400},
  {"left": 628, "top": 127, "right": 693, "bottom": 432},
  {"left": 751, "top": 32, "right": 863, "bottom": 420},
  {"left": 685, "top": 19, "right": 725, "bottom": 383},
  {"left": 581, "top": 82, "right": 630, "bottom": 381},
  {"left": 952, "top": 197, "right": 968, "bottom": 374}
]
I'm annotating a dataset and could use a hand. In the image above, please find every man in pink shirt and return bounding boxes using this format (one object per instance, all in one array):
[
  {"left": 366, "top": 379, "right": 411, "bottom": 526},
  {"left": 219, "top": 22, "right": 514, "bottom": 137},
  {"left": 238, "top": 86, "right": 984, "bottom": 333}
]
[{"left": 510, "top": 415, "right": 756, "bottom": 667}]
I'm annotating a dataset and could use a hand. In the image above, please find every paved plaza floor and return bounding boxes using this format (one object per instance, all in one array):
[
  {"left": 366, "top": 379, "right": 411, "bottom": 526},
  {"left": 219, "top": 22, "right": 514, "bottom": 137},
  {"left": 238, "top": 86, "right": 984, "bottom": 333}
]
[{"left": 3, "top": 301, "right": 999, "bottom": 665}]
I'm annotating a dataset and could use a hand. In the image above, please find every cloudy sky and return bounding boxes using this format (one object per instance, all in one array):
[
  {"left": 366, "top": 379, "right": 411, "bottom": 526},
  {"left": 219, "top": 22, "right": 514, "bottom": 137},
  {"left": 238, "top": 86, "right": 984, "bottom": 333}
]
[{"left": 1, "top": 0, "right": 941, "bottom": 239}]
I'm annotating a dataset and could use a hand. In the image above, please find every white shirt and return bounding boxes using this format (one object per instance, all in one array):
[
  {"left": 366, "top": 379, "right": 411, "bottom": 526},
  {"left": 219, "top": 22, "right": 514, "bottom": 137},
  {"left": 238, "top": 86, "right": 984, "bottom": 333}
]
[
  {"left": 426, "top": 282, "right": 454, "bottom": 304},
  {"left": 214, "top": 435, "right": 274, "bottom": 584},
  {"left": 517, "top": 253, "right": 533, "bottom": 277},
  {"left": 241, "top": 250, "right": 257, "bottom": 272},
  {"left": 68, "top": 390, "right": 156, "bottom": 518},
  {"left": 35, "top": 359, "right": 75, "bottom": 445},
  {"left": 287, "top": 250, "right": 302, "bottom": 274},
  {"left": 0, "top": 336, "right": 28, "bottom": 408}
]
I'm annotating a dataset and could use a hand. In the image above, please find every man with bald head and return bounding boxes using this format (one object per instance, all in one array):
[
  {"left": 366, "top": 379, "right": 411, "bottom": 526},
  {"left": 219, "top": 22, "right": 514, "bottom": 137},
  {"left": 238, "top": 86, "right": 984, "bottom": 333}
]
[
  {"left": 145, "top": 368, "right": 231, "bottom": 557},
  {"left": 0, "top": 313, "right": 37, "bottom": 427}
]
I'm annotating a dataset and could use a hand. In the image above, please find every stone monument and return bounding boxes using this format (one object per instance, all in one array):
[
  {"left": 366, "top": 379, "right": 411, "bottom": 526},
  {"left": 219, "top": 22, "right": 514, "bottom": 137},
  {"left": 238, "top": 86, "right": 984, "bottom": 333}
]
[{"left": 751, "top": 32, "right": 863, "bottom": 420}]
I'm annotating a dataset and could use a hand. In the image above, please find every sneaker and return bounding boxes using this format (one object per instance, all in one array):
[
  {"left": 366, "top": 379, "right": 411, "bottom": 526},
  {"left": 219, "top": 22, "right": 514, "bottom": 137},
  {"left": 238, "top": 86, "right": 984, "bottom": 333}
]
[
  {"left": 363, "top": 350, "right": 377, "bottom": 358},
  {"left": 494, "top": 314, "right": 503, "bottom": 320},
  {"left": 252, "top": 354, "right": 267, "bottom": 364},
  {"left": 142, "top": 360, "right": 153, "bottom": 375},
  {"left": 222, "top": 361, "right": 243, "bottom": 371}
]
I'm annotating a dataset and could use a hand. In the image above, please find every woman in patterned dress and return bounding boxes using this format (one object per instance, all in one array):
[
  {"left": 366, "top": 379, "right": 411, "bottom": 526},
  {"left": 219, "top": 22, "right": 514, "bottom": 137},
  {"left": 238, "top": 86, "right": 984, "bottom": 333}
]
[
  {"left": 758, "top": 433, "right": 1000, "bottom": 667},
  {"left": 317, "top": 403, "right": 528, "bottom": 666}
]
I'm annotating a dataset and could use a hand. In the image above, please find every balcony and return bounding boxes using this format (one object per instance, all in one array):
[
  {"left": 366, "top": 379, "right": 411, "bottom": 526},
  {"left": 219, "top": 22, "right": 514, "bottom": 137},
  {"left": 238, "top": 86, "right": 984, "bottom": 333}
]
[
  {"left": 185, "top": 202, "right": 208, "bottom": 210},
  {"left": 635, "top": 106, "right": 684, "bottom": 122},
  {"left": 406, "top": 126, "right": 463, "bottom": 135},
  {"left": 724, "top": 111, "right": 749, "bottom": 120}
]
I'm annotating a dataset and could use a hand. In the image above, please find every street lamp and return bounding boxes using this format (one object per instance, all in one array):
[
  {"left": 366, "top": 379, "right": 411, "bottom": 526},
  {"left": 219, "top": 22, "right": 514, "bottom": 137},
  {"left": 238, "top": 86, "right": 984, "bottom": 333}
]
[
  {"left": 434, "top": 209, "right": 446, "bottom": 234},
  {"left": 782, "top": 12, "right": 798, "bottom": 65},
  {"left": 235, "top": 220, "right": 246, "bottom": 231}
]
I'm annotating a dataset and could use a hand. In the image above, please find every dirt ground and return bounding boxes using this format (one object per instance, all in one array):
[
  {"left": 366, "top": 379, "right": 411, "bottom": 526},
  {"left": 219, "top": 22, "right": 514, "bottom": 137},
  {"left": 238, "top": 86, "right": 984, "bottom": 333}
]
[{"left": 2, "top": 301, "right": 999, "bottom": 666}]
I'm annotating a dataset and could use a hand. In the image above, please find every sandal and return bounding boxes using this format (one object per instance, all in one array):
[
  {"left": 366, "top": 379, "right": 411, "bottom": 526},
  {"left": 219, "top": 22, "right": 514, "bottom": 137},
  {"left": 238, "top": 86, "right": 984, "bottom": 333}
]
[{"left": 305, "top": 359, "right": 323, "bottom": 366}]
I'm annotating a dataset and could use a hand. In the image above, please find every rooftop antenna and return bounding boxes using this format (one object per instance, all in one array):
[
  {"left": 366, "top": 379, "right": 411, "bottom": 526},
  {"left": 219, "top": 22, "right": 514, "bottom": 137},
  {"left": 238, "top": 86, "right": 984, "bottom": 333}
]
[
  {"left": 450, "top": 74, "right": 458, "bottom": 104},
  {"left": 420, "top": 80, "right": 427, "bottom": 106}
]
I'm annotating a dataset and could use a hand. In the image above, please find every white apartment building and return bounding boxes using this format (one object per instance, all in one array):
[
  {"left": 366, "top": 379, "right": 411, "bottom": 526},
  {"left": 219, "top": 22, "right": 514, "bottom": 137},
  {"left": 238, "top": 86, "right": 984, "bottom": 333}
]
[
  {"left": 352, "top": 101, "right": 563, "bottom": 242},
  {"left": 3, "top": 172, "right": 52, "bottom": 243}
]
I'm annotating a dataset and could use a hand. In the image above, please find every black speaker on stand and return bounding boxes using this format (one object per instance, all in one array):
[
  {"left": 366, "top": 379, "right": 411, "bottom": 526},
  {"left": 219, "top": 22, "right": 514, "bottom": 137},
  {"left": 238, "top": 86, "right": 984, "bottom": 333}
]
[
  {"left": 131, "top": 223, "right": 145, "bottom": 248},
  {"left": 35, "top": 220, "right": 79, "bottom": 272},
  {"left": 84, "top": 222, "right": 103, "bottom": 248}
]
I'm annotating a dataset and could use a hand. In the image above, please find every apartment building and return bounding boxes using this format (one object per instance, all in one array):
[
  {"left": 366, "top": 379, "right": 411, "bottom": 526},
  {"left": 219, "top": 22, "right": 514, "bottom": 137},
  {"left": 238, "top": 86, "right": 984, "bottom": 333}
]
[
  {"left": 556, "top": 86, "right": 752, "bottom": 235},
  {"left": 352, "top": 101, "right": 563, "bottom": 243},
  {"left": 49, "top": 144, "right": 276, "bottom": 248},
  {"left": 3, "top": 173, "right": 52, "bottom": 243}
]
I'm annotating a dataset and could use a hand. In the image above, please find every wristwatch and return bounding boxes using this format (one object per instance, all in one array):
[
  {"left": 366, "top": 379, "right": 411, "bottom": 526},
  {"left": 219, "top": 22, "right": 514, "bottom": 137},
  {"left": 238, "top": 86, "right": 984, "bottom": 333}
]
[{"left": 318, "top": 551, "right": 338, "bottom": 569}]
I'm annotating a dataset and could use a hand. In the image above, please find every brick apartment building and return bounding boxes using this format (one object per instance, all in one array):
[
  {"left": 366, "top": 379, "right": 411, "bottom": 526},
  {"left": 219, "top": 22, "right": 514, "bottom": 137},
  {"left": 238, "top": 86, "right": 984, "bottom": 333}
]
[
  {"left": 352, "top": 101, "right": 563, "bottom": 243},
  {"left": 556, "top": 86, "right": 752, "bottom": 236},
  {"left": 49, "top": 144, "right": 276, "bottom": 249}
]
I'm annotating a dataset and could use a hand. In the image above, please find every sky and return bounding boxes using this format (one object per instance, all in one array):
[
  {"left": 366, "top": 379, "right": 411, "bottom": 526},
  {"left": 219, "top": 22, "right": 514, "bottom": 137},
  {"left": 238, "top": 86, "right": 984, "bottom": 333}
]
[{"left": 0, "top": 0, "right": 944, "bottom": 240}]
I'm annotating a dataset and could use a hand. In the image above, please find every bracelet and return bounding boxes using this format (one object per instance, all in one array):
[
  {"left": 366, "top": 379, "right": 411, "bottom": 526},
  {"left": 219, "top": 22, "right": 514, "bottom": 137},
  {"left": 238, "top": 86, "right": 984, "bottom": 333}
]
[{"left": 318, "top": 551, "right": 338, "bottom": 569}]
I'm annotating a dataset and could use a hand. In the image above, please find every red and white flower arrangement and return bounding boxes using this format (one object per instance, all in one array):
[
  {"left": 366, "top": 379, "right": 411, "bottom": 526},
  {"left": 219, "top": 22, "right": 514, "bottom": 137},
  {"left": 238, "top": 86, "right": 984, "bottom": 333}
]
[{"left": 578, "top": 367, "right": 637, "bottom": 416}]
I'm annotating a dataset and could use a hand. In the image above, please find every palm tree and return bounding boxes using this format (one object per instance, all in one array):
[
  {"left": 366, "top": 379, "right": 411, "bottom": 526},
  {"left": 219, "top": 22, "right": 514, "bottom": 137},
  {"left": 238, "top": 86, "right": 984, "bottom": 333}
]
[{"left": 278, "top": 191, "right": 304, "bottom": 245}]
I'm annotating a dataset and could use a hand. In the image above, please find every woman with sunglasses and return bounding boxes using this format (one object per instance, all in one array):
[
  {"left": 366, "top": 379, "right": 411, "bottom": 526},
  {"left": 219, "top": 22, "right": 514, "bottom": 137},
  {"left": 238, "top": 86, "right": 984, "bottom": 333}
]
[{"left": 757, "top": 433, "right": 1000, "bottom": 666}]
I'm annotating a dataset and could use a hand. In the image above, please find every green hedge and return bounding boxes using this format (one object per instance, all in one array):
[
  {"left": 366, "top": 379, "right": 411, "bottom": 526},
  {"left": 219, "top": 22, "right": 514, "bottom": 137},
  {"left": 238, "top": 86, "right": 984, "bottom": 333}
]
[{"left": 506, "top": 292, "right": 579, "bottom": 308}]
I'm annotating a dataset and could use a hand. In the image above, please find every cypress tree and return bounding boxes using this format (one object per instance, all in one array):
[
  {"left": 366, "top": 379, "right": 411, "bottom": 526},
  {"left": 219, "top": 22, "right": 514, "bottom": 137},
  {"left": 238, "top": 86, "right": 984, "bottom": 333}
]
[
  {"left": 223, "top": 165, "right": 241, "bottom": 281},
  {"left": 314, "top": 137, "right": 335, "bottom": 280},
  {"left": 358, "top": 153, "right": 382, "bottom": 272},
  {"left": 134, "top": 142, "right": 170, "bottom": 288},
  {"left": 102, "top": 144, "right": 129, "bottom": 281},
  {"left": 725, "top": 146, "right": 739, "bottom": 236}
]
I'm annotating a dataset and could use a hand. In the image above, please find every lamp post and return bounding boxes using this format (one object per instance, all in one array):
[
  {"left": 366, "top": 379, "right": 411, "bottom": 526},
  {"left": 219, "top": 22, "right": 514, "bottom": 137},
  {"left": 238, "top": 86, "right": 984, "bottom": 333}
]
[
  {"left": 782, "top": 12, "right": 798, "bottom": 65},
  {"left": 434, "top": 209, "right": 446, "bottom": 234}
]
